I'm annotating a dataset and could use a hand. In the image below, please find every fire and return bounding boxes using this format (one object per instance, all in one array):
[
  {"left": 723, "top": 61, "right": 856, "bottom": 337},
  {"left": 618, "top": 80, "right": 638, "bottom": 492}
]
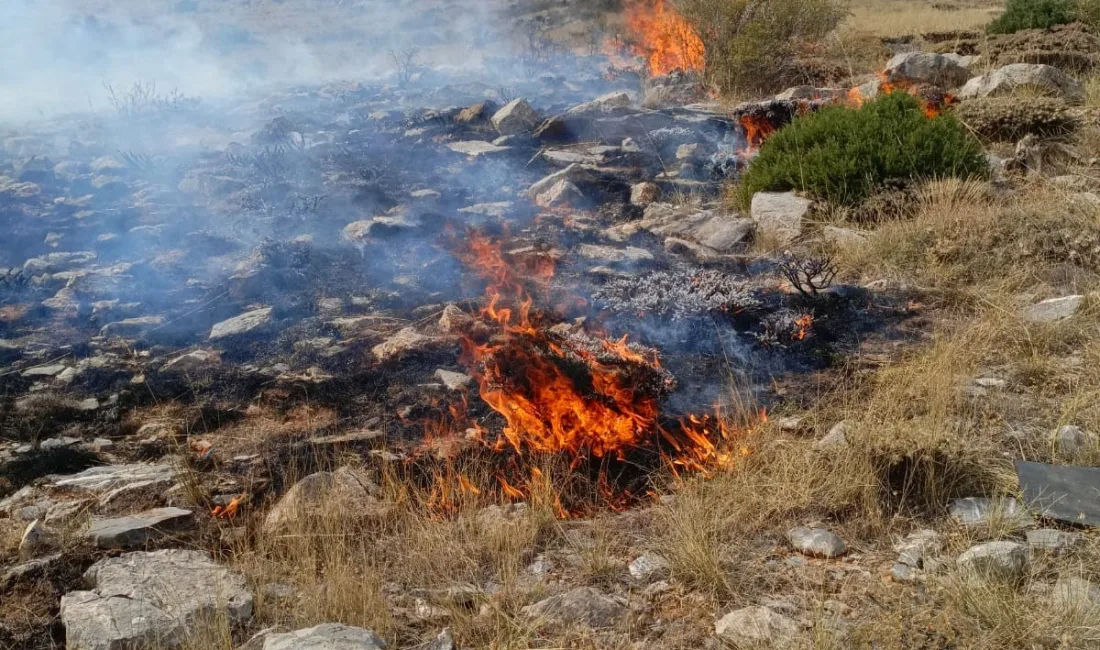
[
  {"left": 792, "top": 314, "right": 813, "bottom": 341},
  {"left": 621, "top": 0, "right": 705, "bottom": 76},
  {"left": 211, "top": 495, "right": 243, "bottom": 519},
  {"left": 845, "top": 74, "right": 956, "bottom": 118},
  {"left": 739, "top": 114, "right": 777, "bottom": 151}
]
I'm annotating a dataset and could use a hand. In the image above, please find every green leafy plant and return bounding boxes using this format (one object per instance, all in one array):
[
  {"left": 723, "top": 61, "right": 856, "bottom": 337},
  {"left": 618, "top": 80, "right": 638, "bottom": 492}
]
[
  {"left": 986, "top": 0, "right": 1076, "bottom": 35},
  {"left": 736, "top": 92, "right": 988, "bottom": 208}
]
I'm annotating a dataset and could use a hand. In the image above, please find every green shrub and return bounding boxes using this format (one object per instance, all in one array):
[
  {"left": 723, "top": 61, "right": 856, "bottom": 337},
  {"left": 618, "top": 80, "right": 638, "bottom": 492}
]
[
  {"left": 677, "top": 0, "right": 847, "bottom": 95},
  {"left": 986, "top": 0, "right": 1076, "bottom": 34},
  {"left": 1077, "top": 0, "right": 1100, "bottom": 32},
  {"left": 736, "top": 93, "right": 988, "bottom": 208}
]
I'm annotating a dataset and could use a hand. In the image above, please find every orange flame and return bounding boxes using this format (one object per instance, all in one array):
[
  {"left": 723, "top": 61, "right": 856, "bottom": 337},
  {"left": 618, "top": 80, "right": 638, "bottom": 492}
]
[
  {"left": 792, "top": 314, "right": 813, "bottom": 341},
  {"left": 739, "top": 114, "right": 778, "bottom": 152},
  {"left": 211, "top": 495, "right": 243, "bottom": 519},
  {"left": 622, "top": 0, "right": 705, "bottom": 76}
]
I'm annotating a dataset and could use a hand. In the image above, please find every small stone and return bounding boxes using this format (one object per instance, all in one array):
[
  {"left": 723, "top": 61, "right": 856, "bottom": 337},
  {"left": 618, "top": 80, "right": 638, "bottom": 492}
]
[
  {"left": 957, "top": 541, "right": 1029, "bottom": 581},
  {"left": 630, "top": 182, "right": 662, "bottom": 206},
  {"left": 813, "top": 421, "right": 849, "bottom": 451},
  {"left": 262, "top": 623, "right": 386, "bottom": 650},
  {"left": 522, "top": 587, "right": 626, "bottom": 628},
  {"left": 787, "top": 526, "right": 847, "bottom": 558},
  {"left": 1020, "top": 295, "right": 1084, "bottom": 323},
  {"left": 1056, "top": 425, "right": 1095, "bottom": 457},
  {"left": 1027, "top": 528, "right": 1083, "bottom": 553},
  {"left": 19, "top": 519, "right": 50, "bottom": 555},
  {"left": 434, "top": 369, "right": 472, "bottom": 391},
  {"left": 890, "top": 563, "right": 920, "bottom": 583},
  {"left": 894, "top": 529, "right": 943, "bottom": 568},
  {"left": 535, "top": 179, "right": 584, "bottom": 208},
  {"left": 950, "top": 497, "right": 1035, "bottom": 529},
  {"left": 209, "top": 307, "right": 273, "bottom": 340},
  {"left": 86, "top": 507, "right": 193, "bottom": 548},
  {"left": 715, "top": 606, "right": 802, "bottom": 648},
  {"left": 628, "top": 551, "right": 671, "bottom": 582},
  {"left": 974, "top": 377, "right": 1006, "bottom": 388},
  {"left": 372, "top": 328, "right": 439, "bottom": 362}
]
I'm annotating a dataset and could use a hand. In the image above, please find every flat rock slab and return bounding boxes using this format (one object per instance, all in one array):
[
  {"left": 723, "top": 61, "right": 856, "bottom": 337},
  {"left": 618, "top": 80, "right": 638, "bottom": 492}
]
[
  {"left": 263, "top": 623, "right": 387, "bottom": 650},
  {"left": 49, "top": 463, "right": 176, "bottom": 493},
  {"left": 751, "top": 191, "right": 812, "bottom": 246},
  {"left": 715, "top": 606, "right": 802, "bottom": 648},
  {"left": 1017, "top": 460, "right": 1100, "bottom": 526},
  {"left": 1020, "top": 295, "right": 1084, "bottom": 323},
  {"left": 86, "top": 507, "right": 193, "bottom": 548},
  {"left": 61, "top": 550, "right": 253, "bottom": 650},
  {"left": 209, "top": 307, "right": 273, "bottom": 340},
  {"left": 522, "top": 586, "right": 626, "bottom": 628},
  {"left": 949, "top": 496, "right": 1036, "bottom": 528},
  {"left": 957, "top": 541, "right": 1029, "bottom": 581}
]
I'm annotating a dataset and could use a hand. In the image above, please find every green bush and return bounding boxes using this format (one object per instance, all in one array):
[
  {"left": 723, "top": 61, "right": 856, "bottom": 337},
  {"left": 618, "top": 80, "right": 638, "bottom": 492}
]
[
  {"left": 677, "top": 0, "right": 846, "bottom": 94},
  {"left": 986, "top": 0, "right": 1076, "bottom": 34},
  {"left": 736, "top": 93, "right": 988, "bottom": 208},
  {"left": 1077, "top": 0, "right": 1100, "bottom": 32}
]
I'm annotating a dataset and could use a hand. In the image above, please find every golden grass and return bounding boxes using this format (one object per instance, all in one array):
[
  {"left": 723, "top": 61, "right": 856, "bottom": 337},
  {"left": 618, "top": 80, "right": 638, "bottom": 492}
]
[{"left": 844, "top": 0, "right": 1003, "bottom": 37}]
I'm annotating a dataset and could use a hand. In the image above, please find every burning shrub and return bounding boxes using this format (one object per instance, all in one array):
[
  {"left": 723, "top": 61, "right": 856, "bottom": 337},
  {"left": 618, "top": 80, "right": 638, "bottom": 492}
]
[
  {"left": 986, "top": 0, "right": 1076, "bottom": 34},
  {"left": 956, "top": 96, "right": 1080, "bottom": 141},
  {"left": 677, "top": 0, "right": 846, "bottom": 94},
  {"left": 736, "top": 93, "right": 988, "bottom": 207}
]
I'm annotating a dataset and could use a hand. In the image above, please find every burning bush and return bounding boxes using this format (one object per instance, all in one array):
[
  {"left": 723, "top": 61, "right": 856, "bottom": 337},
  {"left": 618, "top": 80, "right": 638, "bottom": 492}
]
[
  {"left": 736, "top": 93, "right": 988, "bottom": 207},
  {"left": 676, "top": 0, "right": 846, "bottom": 94},
  {"left": 986, "top": 0, "right": 1076, "bottom": 34}
]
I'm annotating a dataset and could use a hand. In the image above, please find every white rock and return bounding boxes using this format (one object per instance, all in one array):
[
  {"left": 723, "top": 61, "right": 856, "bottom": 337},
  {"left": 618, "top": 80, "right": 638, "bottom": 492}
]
[
  {"left": 1027, "top": 528, "right": 1083, "bottom": 553},
  {"left": 813, "top": 421, "right": 849, "bottom": 451},
  {"left": 491, "top": 98, "right": 539, "bottom": 136},
  {"left": 630, "top": 182, "right": 662, "bottom": 206},
  {"left": 950, "top": 496, "right": 1035, "bottom": 528},
  {"left": 535, "top": 179, "right": 584, "bottom": 208},
  {"left": 434, "top": 369, "right": 472, "bottom": 391},
  {"left": 61, "top": 550, "right": 253, "bottom": 650},
  {"left": 86, "top": 507, "right": 193, "bottom": 548},
  {"left": 787, "top": 526, "right": 847, "bottom": 558},
  {"left": 209, "top": 307, "right": 273, "bottom": 340},
  {"left": 263, "top": 623, "right": 387, "bottom": 650},
  {"left": 264, "top": 467, "right": 388, "bottom": 534},
  {"left": 751, "top": 191, "right": 812, "bottom": 246},
  {"left": 1020, "top": 295, "right": 1084, "bottom": 323},
  {"left": 522, "top": 587, "right": 626, "bottom": 628},
  {"left": 446, "top": 141, "right": 511, "bottom": 157},
  {"left": 956, "top": 541, "right": 1029, "bottom": 581},
  {"left": 715, "top": 606, "right": 802, "bottom": 648},
  {"left": 1056, "top": 425, "right": 1095, "bottom": 457},
  {"left": 576, "top": 244, "right": 654, "bottom": 265},
  {"left": 958, "top": 64, "right": 1083, "bottom": 103},
  {"left": 628, "top": 551, "right": 671, "bottom": 582}
]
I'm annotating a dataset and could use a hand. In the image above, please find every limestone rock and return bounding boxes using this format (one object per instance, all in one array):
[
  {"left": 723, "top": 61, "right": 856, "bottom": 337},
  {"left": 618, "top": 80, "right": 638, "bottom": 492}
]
[
  {"left": 86, "top": 507, "right": 193, "bottom": 548},
  {"left": 522, "top": 587, "right": 626, "bottom": 628},
  {"left": 884, "top": 52, "right": 972, "bottom": 88},
  {"left": 813, "top": 421, "right": 849, "bottom": 451},
  {"left": 628, "top": 551, "right": 671, "bottom": 582},
  {"left": 787, "top": 526, "right": 847, "bottom": 558},
  {"left": 715, "top": 606, "right": 802, "bottom": 648},
  {"left": 492, "top": 98, "right": 539, "bottom": 136},
  {"left": 957, "top": 541, "right": 1029, "bottom": 581},
  {"left": 446, "top": 141, "right": 511, "bottom": 157},
  {"left": 751, "top": 192, "right": 812, "bottom": 246},
  {"left": 959, "top": 64, "right": 1083, "bottom": 103},
  {"left": 630, "top": 182, "right": 662, "bottom": 206},
  {"left": 577, "top": 244, "right": 654, "bottom": 265},
  {"left": 1020, "top": 295, "right": 1084, "bottom": 323},
  {"left": 61, "top": 550, "right": 253, "bottom": 650},
  {"left": 527, "top": 164, "right": 595, "bottom": 198},
  {"left": 263, "top": 623, "right": 387, "bottom": 650},
  {"left": 950, "top": 496, "right": 1035, "bottom": 528},
  {"left": 264, "top": 467, "right": 388, "bottom": 534},
  {"left": 1027, "top": 528, "right": 1083, "bottom": 553},
  {"left": 535, "top": 179, "right": 584, "bottom": 208},
  {"left": 372, "top": 328, "right": 439, "bottom": 362},
  {"left": 434, "top": 369, "right": 472, "bottom": 391},
  {"left": 1056, "top": 424, "right": 1096, "bottom": 457},
  {"left": 162, "top": 349, "right": 221, "bottom": 373},
  {"left": 567, "top": 92, "right": 634, "bottom": 115},
  {"left": 209, "top": 307, "right": 273, "bottom": 340}
]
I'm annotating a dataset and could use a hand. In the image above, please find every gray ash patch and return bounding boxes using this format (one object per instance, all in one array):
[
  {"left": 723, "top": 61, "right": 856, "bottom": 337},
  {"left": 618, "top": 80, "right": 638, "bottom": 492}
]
[{"left": 592, "top": 269, "right": 760, "bottom": 319}]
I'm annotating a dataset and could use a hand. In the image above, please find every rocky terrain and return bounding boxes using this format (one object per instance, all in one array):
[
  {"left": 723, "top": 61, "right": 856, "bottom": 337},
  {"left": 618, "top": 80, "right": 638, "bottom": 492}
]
[{"left": 4, "top": 0, "right": 1100, "bottom": 649}]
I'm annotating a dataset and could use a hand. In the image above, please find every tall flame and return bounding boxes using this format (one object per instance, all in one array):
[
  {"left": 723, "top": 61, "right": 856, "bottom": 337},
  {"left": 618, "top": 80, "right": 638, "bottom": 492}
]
[{"left": 622, "top": 0, "right": 705, "bottom": 76}]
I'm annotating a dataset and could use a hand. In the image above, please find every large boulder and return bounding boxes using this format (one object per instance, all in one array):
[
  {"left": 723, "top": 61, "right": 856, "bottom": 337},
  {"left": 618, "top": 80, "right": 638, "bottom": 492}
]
[
  {"left": 491, "top": 98, "right": 539, "bottom": 136},
  {"left": 264, "top": 467, "right": 389, "bottom": 534},
  {"left": 262, "top": 623, "right": 387, "bottom": 650},
  {"left": 958, "top": 64, "right": 1083, "bottom": 103},
  {"left": 883, "top": 52, "right": 972, "bottom": 88},
  {"left": 61, "top": 550, "right": 253, "bottom": 650}
]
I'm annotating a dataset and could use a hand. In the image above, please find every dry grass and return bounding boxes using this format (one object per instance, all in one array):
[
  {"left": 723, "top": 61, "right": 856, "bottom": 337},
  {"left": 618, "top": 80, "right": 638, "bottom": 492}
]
[{"left": 844, "top": 0, "right": 1003, "bottom": 37}]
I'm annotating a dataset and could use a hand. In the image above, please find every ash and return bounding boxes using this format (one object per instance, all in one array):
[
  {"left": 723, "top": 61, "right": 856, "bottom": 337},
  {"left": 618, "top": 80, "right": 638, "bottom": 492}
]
[{"left": 593, "top": 269, "right": 761, "bottom": 319}]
